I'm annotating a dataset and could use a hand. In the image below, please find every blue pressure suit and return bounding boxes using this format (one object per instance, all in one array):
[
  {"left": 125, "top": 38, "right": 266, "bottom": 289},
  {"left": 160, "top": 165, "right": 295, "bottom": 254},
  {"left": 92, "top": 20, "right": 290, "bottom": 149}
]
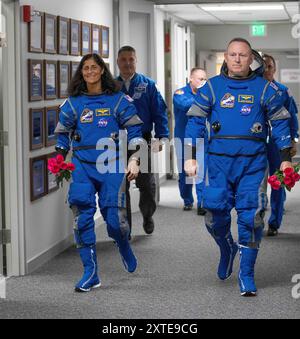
[
  {"left": 173, "top": 84, "right": 208, "bottom": 208},
  {"left": 117, "top": 73, "right": 169, "bottom": 233},
  {"left": 185, "top": 61, "right": 292, "bottom": 295},
  {"left": 55, "top": 92, "right": 143, "bottom": 291},
  {"left": 267, "top": 80, "right": 299, "bottom": 230}
]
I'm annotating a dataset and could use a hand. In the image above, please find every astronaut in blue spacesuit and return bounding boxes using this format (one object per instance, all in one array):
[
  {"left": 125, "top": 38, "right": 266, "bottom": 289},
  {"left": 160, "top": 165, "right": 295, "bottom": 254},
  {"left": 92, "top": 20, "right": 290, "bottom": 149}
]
[
  {"left": 55, "top": 54, "right": 144, "bottom": 292},
  {"left": 185, "top": 38, "right": 293, "bottom": 296},
  {"left": 263, "top": 54, "right": 299, "bottom": 236},
  {"left": 117, "top": 46, "right": 169, "bottom": 235},
  {"left": 173, "top": 68, "right": 208, "bottom": 215}
]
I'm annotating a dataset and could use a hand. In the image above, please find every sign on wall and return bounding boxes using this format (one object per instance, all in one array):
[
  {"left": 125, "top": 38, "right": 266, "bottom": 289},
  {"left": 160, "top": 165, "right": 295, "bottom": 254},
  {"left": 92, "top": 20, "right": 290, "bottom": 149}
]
[{"left": 280, "top": 69, "right": 300, "bottom": 83}]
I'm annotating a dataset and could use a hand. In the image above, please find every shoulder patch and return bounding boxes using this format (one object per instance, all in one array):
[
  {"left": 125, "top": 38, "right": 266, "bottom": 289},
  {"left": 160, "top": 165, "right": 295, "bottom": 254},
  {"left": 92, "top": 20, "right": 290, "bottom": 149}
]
[
  {"left": 175, "top": 89, "right": 184, "bottom": 95},
  {"left": 124, "top": 95, "right": 134, "bottom": 102},
  {"left": 270, "top": 81, "right": 279, "bottom": 91}
]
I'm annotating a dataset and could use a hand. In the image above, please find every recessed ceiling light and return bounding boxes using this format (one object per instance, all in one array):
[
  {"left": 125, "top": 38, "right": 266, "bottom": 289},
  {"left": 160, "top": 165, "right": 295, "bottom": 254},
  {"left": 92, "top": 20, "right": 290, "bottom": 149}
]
[{"left": 201, "top": 5, "right": 284, "bottom": 11}]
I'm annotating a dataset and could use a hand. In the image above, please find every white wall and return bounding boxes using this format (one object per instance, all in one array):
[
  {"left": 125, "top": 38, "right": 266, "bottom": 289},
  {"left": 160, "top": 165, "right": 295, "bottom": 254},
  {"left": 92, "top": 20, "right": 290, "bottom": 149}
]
[
  {"left": 195, "top": 23, "right": 298, "bottom": 52},
  {"left": 18, "top": 0, "right": 114, "bottom": 273}
]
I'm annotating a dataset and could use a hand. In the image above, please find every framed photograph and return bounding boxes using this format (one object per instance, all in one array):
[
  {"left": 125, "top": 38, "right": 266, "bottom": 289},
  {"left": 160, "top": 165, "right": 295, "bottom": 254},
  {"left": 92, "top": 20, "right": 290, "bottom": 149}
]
[
  {"left": 30, "top": 155, "right": 47, "bottom": 201},
  {"left": 57, "top": 16, "right": 69, "bottom": 55},
  {"left": 28, "top": 13, "right": 44, "bottom": 53},
  {"left": 70, "top": 61, "right": 80, "bottom": 80},
  {"left": 44, "top": 13, "right": 57, "bottom": 54},
  {"left": 28, "top": 59, "right": 44, "bottom": 102},
  {"left": 81, "top": 22, "right": 91, "bottom": 55},
  {"left": 44, "top": 60, "right": 57, "bottom": 100},
  {"left": 45, "top": 106, "right": 59, "bottom": 147},
  {"left": 46, "top": 152, "right": 59, "bottom": 193},
  {"left": 101, "top": 26, "right": 109, "bottom": 58},
  {"left": 30, "top": 108, "right": 44, "bottom": 150},
  {"left": 58, "top": 61, "right": 70, "bottom": 99},
  {"left": 91, "top": 24, "right": 101, "bottom": 54},
  {"left": 70, "top": 19, "right": 81, "bottom": 56}
]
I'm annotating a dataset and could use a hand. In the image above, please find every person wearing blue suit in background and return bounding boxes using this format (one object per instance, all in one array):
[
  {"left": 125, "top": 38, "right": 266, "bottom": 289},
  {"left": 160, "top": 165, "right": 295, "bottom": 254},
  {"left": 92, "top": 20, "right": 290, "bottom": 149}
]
[
  {"left": 185, "top": 38, "right": 293, "bottom": 297},
  {"left": 263, "top": 54, "right": 299, "bottom": 236},
  {"left": 117, "top": 46, "right": 169, "bottom": 235},
  {"left": 55, "top": 54, "right": 144, "bottom": 292},
  {"left": 173, "top": 68, "right": 208, "bottom": 215}
]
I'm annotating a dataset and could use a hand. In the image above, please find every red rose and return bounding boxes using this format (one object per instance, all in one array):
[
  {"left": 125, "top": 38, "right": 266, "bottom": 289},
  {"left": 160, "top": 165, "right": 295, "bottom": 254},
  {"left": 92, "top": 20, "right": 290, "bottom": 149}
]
[
  {"left": 60, "top": 162, "right": 68, "bottom": 170},
  {"left": 293, "top": 173, "right": 300, "bottom": 182},
  {"left": 283, "top": 177, "right": 295, "bottom": 187},
  {"left": 268, "top": 175, "right": 278, "bottom": 184},
  {"left": 271, "top": 180, "right": 281, "bottom": 190},
  {"left": 56, "top": 154, "right": 65, "bottom": 165},
  {"left": 49, "top": 164, "right": 60, "bottom": 174},
  {"left": 283, "top": 167, "right": 295, "bottom": 177},
  {"left": 67, "top": 163, "right": 76, "bottom": 171}
]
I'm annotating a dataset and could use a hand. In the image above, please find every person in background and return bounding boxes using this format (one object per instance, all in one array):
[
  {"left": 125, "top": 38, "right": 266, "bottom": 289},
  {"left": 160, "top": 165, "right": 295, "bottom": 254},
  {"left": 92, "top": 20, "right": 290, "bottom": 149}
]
[
  {"left": 117, "top": 46, "right": 169, "bottom": 236},
  {"left": 54, "top": 53, "right": 143, "bottom": 292},
  {"left": 173, "top": 67, "right": 208, "bottom": 215},
  {"left": 263, "top": 54, "right": 299, "bottom": 236},
  {"left": 185, "top": 38, "right": 293, "bottom": 297}
]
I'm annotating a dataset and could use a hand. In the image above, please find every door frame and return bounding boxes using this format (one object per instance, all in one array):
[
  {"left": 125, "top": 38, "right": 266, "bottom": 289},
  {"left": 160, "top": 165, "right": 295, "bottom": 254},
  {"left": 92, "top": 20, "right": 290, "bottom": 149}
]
[{"left": 1, "top": 0, "right": 26, "bottom": 277}]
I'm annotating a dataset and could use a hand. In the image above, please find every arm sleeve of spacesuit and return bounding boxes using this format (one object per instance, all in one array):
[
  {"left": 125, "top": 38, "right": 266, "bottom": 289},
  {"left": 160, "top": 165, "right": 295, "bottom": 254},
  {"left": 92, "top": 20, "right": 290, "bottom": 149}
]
[
  {"left": 150, "top": 83, "right": 169, "bottom": 139},
  {"left": 173, "top": 89, "right": 194, "bottom": 112},
  {"left": 116, "top": 94, "right": 143, "bottom": 143},
  {"left": 185, "top": 82, "right": 213, "bottom": 159},
  {"left": 54, "top": 98, "right": 77, "bottom": 153},
  {"left": 287, "top": 92, "right": 299, "bottom": 139},
  {"left": 264, "top": 84, "right": 292, "bottom": 161}
]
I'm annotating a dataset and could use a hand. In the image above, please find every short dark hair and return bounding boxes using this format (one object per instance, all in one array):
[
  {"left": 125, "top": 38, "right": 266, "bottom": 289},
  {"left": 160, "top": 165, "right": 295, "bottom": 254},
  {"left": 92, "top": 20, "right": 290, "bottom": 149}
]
[
  {"left": 118, "top": 45, "right": 136, "bottom": 57},
  {"left": 190, "top": 67, "right": 206, "bottom": 75},
  {"left": 227, "top": 37, "right": 252, "bottom": 50},
  {"left": 262, "top": 54, "right": 276, "bottom": 68},
  {"left": 68, "top": 53, "right": 119, "bottom": 97}
]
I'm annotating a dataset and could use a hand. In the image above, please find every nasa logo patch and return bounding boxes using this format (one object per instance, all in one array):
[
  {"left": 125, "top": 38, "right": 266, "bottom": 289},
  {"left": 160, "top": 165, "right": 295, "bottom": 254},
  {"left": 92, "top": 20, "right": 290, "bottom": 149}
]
[
  {"left": 240, "top": 105, "right": 252, "bottom": 116},
  {"left": 97, "top": 119, "right": 108, "bottom": 128}
]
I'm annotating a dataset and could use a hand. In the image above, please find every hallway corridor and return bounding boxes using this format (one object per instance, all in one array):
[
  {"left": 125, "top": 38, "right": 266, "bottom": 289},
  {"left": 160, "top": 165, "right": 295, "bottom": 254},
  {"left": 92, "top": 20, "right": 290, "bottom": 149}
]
[{"left": 1, "top": 180, "right": 300, "bottom": 319}]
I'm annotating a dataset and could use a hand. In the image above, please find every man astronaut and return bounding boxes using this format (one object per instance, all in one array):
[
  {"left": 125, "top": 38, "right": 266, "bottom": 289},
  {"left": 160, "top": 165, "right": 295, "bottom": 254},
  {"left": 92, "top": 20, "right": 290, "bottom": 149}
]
[
  {"left": 173, "top": 67, "right": 208, "bottom": 215},
  {"left": 117, "top": 46, "right": 169, "bottom": 235},
  {"left": 263, "top": 54, "right": 299, "bottom": 236},
  {"left": 185, "top": 38, "right": 293, "bottom": 296}
]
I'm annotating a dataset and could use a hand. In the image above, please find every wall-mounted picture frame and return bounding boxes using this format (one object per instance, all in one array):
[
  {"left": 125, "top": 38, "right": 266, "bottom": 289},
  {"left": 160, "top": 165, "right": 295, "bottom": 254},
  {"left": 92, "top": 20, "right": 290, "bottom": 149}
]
[
  {"left": 28, "top": 13, "right": 44, "bottom": 53},
  {"left": 57, "top": 16, "right": 69, "bottom": 55},
  {"left": 91, "top": 24, "right": 101, "bottom": 55},
  {"left": 44, "top": 13, "right": 57, "bottom": 54},
  {"left": 30, "top": 108, "right": 44, "bottom": 151},
  {"left": 70, "top": 61, "right": 80, "bottom": 80},
  {"left": 81, "top": 22, "right": 92, "bottom": 56},
  {"left": 46, "top": 152, "right": 59, "bottom": 194},
  {"left": 58, "top": 61, "right": 70, "bottom": 99},
  {"left": 70, "top": 19, "right": 81, "bottom": 56},
  {"left": 28, "top": 59, "right": 44, "bottom": 102},
  {"left": 101, "top": 26, "right": 109, "bottom": 58},
  {"left": 30, "top": 155, "right": 47, "bottom": 202},
  {"left": 44, "top": 60, "right": 57, "bottom": 100},
  {"left": 45, "top": 106, "right": 59, "bottom": 147}
]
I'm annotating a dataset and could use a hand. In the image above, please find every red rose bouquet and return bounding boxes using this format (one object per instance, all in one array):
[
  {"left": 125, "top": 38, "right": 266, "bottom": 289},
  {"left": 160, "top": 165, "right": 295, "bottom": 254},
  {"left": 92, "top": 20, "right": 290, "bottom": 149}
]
[
  {"left": 48, "top": 154, "right": 76, "bottom": 187},
  {"left": 268, "top": 163, "right": 300, "bottom": 191}
]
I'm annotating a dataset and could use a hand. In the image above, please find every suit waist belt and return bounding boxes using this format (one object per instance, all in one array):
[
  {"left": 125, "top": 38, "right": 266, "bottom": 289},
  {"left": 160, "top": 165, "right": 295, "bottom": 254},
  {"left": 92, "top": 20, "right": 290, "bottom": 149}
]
[
  {"left": 210, "top": 135, "right": 265, "bottom": 142},
  {"left": 72, "top": 145, "right": 119, "bottom": 151}
]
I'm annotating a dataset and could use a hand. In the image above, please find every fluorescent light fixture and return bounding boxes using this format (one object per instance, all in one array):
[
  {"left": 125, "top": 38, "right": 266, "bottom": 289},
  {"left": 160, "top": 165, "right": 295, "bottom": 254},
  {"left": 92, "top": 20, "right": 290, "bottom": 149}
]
[{"left": 201, "top": 5, "right": 284, "bottom": 11}]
